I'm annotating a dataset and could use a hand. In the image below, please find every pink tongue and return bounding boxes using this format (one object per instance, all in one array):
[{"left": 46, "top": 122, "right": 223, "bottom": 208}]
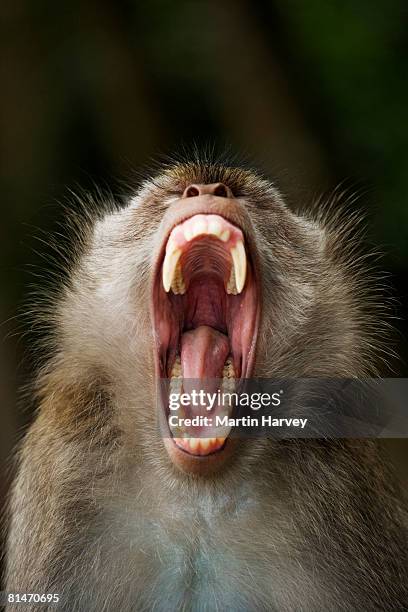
[
  {"left": 180, "top": 325, "right": 230, "bottom": 423},
  {"left": 181, "top": 325, "right": 229, "bottom": 379}
]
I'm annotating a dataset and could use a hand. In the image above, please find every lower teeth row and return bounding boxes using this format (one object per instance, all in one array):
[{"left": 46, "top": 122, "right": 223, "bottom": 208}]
[
  {"left": 173, "top": 436, "right": 227, "bottom": 454},
  {"left": 169, "top": 355, "right": 236, "bottom": 393},
  {"left": 168, "top": 355, "right": 235, "bottom": 440}
]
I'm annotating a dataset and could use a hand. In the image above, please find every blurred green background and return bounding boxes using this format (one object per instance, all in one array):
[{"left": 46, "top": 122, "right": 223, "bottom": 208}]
[{"left": 1, "top": 0, "right": 407, "bottom": 506}]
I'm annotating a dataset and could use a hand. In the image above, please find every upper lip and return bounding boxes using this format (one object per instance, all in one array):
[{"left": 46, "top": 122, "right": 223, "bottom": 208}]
[{"left": 156, "top": 194, "right": 253, "bottom": 247}]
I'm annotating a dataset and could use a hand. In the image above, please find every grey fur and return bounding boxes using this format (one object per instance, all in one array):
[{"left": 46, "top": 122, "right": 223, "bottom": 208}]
[{"left": 5, "top": 160, "right": 408, "bottom": 611}]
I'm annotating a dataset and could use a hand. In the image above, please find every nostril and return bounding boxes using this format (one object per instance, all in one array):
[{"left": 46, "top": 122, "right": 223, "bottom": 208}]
[
  {"left": 184, "top": 185, "right": 200, "bottom": 198},
  {"left": 213, "top": 183, "right": 229, "bottom": 198},
  {"left": 182, "top": 182, "right": 233, "bottom": 199}
]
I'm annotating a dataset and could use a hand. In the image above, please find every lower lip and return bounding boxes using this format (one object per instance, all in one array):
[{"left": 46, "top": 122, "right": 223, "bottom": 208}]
[
  {"left": 163, "top": 436, "right": 237, "bottom": 475},
  {"left": 173, "top": 436, "right": 227, "bottom": 456}
]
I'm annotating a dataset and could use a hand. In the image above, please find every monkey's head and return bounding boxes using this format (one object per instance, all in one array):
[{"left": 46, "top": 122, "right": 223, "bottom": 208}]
[{"left": 45, "top": 161, "right": 383, "bottom": 478}]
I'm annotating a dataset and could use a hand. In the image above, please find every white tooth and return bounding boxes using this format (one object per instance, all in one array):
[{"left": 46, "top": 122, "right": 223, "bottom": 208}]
[
  {"left": 222, "top": 380, "right": 236, "bottom": 401},
  {"left": 169, "top": 388, "right": 182, "bottom": 402},
  {"left": 207, "top": 218, "right": 223, "bottom": 238},
  {"left": 170, "top": 419, "right": 184, "bottom": 436},
  {"left": 170, "top": 378, "right": 182, "bottom": 391},
  {"left": 183, "top": 224, "right": 193, "bottom": 241},
  {"left": 170, "top": 376, "right": 182, "bottom": 387},
  {"left": 188, "top": 437, "right": 200, "bottom": 451},
  {"left": 166, "top": 235, "right": 176, "bottom": 249},
  {"left": 171, "top": 260, "right": 186, "bottom": 294},
  {"left": 221, "top": 381, "right": 236, "bottom": 412},
  {"left": 170, "top": 371, "right": 182, "bottom": 384},
  {"left": 220, "top": 229, "right": 230, "bottom": 242},
  {"left": 171, "top": 355, "right": 181, "bottom": 372},
  {"left": 170, "top": 362, "right": 183, "bottom": 399},
  {"left": 222, "top": 357, "right": 235, "bottom": 379},
  {"left": 191, "top": 218, "right": 207, "bottom": 238},
  {"left": 221, "top": 358, "right": 236, "bottom": 414},
  {"left": 170, "top": 356, "right": 182, "bottom": 380},
  {"left": 200, "top": 438, "right": 211, "bottom": 450},
  {"left": 226, "top": 264, "right": 238, "bottom": 295},
  {"left": 162, "top": 247, "right": 182, "bottom": 292},
  {"left": 170, "top": 424, "right": 180, "bottom": 436},
  {"left": 230, "top": 241, "right": 247, "bottom": 293}
]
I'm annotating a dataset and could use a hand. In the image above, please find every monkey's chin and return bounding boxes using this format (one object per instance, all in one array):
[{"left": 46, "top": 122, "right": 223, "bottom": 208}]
[{"left": 151, "top": 195, "right": 260, "bottom": 474}]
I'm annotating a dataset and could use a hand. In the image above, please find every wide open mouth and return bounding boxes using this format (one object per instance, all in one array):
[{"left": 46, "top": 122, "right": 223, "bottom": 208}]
[{"left": 152, "top": 212, "right": 259, "bottom": 460}]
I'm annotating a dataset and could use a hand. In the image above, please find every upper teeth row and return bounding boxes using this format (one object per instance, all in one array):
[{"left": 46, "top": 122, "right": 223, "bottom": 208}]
[{"left": 162, "top": 214, "right": 247, "bottom": 295}]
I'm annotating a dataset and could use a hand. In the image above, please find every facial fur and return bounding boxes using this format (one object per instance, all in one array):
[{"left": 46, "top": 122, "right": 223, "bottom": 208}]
[{"left": 5, "top": 158, "right": 407, "bottom": 611}]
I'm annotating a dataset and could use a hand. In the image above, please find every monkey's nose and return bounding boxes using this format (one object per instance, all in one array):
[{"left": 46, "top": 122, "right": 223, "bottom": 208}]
[{"left": 182, "top": 183, "right": 233, "bottom": 199}]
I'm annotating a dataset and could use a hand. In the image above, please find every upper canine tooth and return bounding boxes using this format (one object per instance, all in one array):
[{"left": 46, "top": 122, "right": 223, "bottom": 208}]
[
  {"left": 163, "top": 246, "right": 182, "bottom": 292},
  {"left": 226, "top": 263, "right": 237, "bottom": 295},
  {"left": 230, "top": 240, "right": 247, "bottom": 293},
  {"left": 171, "top": 260, "right": 186, "bottom": 294}
]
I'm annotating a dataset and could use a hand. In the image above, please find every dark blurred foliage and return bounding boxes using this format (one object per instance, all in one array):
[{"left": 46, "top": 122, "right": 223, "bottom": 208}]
[{"left": 1, "top": 1, "right": 407, "bottom": 497}]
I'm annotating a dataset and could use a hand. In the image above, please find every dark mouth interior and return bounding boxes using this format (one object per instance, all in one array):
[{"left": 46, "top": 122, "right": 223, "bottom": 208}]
[{"left": 152, "top": 215, "right": 258, "bottom": 455}]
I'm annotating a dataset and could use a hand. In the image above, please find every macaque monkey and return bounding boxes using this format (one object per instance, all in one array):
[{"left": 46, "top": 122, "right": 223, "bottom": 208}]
[{"left": 5, "top": 159, "right": 408, "bottom": 611}]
